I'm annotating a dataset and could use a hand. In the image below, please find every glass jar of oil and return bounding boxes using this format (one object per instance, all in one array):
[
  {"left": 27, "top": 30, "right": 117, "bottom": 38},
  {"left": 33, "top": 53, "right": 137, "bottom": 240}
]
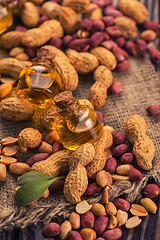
[
  {"left": 16, "top": 48, "right": 61, "bottom": 108},
  {"left": 53, "top": 91, "right": 103, "bottom": 150},
  {"left": 0, "top": 4, "right": 13, "bottom": 35}
]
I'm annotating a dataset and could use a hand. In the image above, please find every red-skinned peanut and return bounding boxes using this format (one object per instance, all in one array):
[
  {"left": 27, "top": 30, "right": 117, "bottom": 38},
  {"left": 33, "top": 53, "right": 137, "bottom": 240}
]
[
  {"left": 113, "top": 133, "right": 125, "bottom": 145},
  {"left": 114, "top": 198, "right": 130, "bottom": 211},
  {"left": 104, "top": 157, "right": 117, "bottom": 174},
  {"left": 143, "top": 184, "right": 160, "bottom": 198},
  {"left": 110, "top": 82, "right": 123, "bottom": 95},
  {"left": 85, "top": 182, "right": 102, "bottom": 196},
  {"left": 80, "top": 211, "right": 95, "bottom": 229},
  {"left": 94, "top": 216, "right": 109, "bottom": 236}
]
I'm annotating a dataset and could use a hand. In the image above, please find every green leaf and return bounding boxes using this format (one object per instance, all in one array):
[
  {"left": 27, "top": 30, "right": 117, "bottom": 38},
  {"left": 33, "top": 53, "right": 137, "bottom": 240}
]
[
  {"left": 17, "top": 171, "right": 53, "bottom": 186},
  {"left": 15, "top": 176, "right": 65, "bottom": 205},
  {"left": 15, "top": 179, "right": 54, "bottom": 205}
]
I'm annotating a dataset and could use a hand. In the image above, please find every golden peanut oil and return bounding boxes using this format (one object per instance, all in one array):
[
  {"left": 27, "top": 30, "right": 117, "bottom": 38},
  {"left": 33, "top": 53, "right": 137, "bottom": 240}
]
[
  {"left": 54, "top": 92, "right": 103, "bottom": 150},
  {"left": 0, "top": 5, "right": 13, "bottom": 35},
  {"left": 16, "top": 65, "right": 61, "bottom": 108}
]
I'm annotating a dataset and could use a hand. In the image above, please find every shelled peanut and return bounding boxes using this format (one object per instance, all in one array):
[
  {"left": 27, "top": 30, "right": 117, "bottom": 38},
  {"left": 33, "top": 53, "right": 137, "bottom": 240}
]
[
  {"left": 0, "top": 126, "right": 64, "bottom": 181},
  {"left": 0, "top": 136, "right": 25, "bottom": 181},
  {"left": 42, "top": 188, "right": 159, "bottom": 239}
]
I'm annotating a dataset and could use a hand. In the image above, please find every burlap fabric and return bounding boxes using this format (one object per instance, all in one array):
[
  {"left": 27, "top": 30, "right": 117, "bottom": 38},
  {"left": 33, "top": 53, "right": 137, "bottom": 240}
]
[{"left": 0, "top": 55, "right": 159, "bottom": 231}]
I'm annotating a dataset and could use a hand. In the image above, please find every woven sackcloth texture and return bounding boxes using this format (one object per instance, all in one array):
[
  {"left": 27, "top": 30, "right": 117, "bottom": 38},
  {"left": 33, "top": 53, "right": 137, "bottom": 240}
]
[{"left": 0, "top": 54, "right": 159, "bottom": 231}]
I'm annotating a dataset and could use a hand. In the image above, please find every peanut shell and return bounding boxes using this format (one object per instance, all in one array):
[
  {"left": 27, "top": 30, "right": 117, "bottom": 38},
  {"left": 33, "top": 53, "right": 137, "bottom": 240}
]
[
  {"left": 86, "top": 126, "right": 113, "bottom": 178},
  {"left": 83, "top": 4, "right": 103, "bottom": 21},
  {"left": 93, "top": 65, "right": 113, "bottom": 86},
  {"left": 59, "top": 7, "right": 81, "bottom": 34},
  {"left": 119, "top": 0, "right": 148, "bottom": 24},
  {"left": 66, "top": 49, "right": 99, "bottom": 75},
  {"left": 20, "top": 1, "right": 39, "bottom": 28},
  {"left": 41, "top": 45, "right": 79, "bottom": 91},
  {"left": 1, "top": 31, "right": 25, "bottom": 49},
  {"left": 0, "top": 58, "right": 31, "bottom": 79},
  {"left": 18, "top": 128, "right": 42, "bottom": 153},
  {"left": 133, "top": 135, "right": 155, "bottom": 170},
  {"left": 114, "top": 16, "right": 138, "bottom": 39},
  {"left": 62, "top": 0, "right": 90, "bottom": 13},
  {"left": 90, "top": 47, "right": 117, "bottom": 70},
  {"left": 31, "top": 150, "right": 71, "bottom": 176},
  {"left": 41, "top": 2, "right": 61, "bottom": 20}
]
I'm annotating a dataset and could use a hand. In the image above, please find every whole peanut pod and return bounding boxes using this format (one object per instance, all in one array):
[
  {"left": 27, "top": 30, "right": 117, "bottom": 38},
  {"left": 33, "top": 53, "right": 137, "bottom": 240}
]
[
  {"left": 86, "top": 126, "right": 113, "bottom": 178},
  {"left": 124, "top": 115, "right": 155, "bottom": 170},
  {"left": 64, "top": 143, "right": 95, "bottom": 203},
  {"left": 89, "top": 65, "right": 113, "bottom": 109}
]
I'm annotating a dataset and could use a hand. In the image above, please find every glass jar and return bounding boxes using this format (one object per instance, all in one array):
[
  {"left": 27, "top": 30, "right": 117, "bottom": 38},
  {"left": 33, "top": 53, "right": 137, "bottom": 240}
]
[
  {"left": 0, "top": 4, "right": 13, "bottom": 35},
  {"left": 16, "top": 48, "right": 62, "bottom": 108},
  {"left": 53, "top": 91, "right": 103, "bottom": 150}
]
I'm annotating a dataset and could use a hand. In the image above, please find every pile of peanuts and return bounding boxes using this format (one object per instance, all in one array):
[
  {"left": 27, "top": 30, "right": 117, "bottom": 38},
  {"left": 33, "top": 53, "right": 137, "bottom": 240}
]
[
  {"left": 0, "top": 111, "right": 159, "bottom": 239},
  {"left": 41, "top": 188, "right": 159, "bottom": 240},
  {"left": 6, "top": 0, "right": 160, "bottom": 69},
  {"left": 40, "top": 112, "right": 160, "bottom": 240},
  {"left": 0, "top": 130, "right": 63, "bottom": 181}
]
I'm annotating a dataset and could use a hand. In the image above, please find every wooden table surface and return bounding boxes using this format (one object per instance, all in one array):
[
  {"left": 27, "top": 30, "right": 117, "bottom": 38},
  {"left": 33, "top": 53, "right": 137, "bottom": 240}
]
[{"left": 0, "top": 0, "right": 159, "bottom": 239}]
